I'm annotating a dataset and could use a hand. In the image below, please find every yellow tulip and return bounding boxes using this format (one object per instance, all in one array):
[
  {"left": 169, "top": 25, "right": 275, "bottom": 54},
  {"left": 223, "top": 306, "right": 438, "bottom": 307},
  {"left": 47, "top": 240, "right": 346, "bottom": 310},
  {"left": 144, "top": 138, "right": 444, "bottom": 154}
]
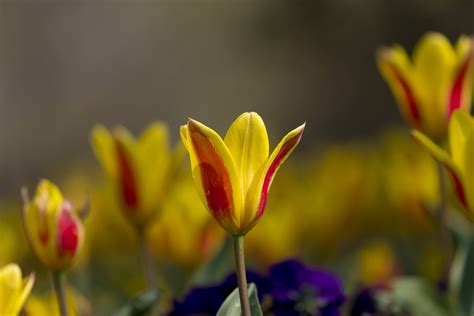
[
  {"left": 91, "top": 123, "right": 184, "bottom": 227},
  {"left": 0, "top": 263, "right": 34, "bottom": 316},
  {"left": 22, "top": 180, "right": 85, "bottom": 271},
  {"left": 180, "top": 112, "right": 305, "bottom": 235},
  {"left": 377, "top": 32, "right": 474, "bottom": 139},
  {"left": 412, "top": 110, "right": 474, "bottom": 218}
]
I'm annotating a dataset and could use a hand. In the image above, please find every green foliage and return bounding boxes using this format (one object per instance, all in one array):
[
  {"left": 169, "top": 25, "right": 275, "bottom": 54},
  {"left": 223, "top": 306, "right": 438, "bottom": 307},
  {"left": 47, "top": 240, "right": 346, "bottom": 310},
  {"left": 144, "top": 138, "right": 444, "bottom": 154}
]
[
  {"left": 450, "top": 232, "right": 474, "bottom": 316},
  {"left": 378, "top": 277, "right": 461, "bottom": 316},
  {"left": 217, "top": 283, "right": 262, "bottom": 316},
  {"left": 113, "top": 289, "right": 159, "bottom": 316}
]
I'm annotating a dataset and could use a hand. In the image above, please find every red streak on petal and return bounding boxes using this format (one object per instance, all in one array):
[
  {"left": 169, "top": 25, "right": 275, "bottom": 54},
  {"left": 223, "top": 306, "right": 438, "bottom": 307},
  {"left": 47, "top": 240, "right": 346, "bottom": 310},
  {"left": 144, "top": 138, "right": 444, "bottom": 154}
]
[
  {"left": 389, "top": 64, "right": 421, "bottom": 126},
  {"left": 448, "top": 55, "right": 471, "bottom": 116},
  {"left": 188, "top": 123, "right": 233, "bottom": 221},
  {"left": 58, "top": 205, "right": 79, "bottom": 256},
  {"left": 447, "top": 168, "right": 468, "bottom": 209},
  {"left": 256, "top": 129, "right": 304, "bottom": 219},
  {"left": 115, "top": 139, "right": 139, "bottom": 209}
]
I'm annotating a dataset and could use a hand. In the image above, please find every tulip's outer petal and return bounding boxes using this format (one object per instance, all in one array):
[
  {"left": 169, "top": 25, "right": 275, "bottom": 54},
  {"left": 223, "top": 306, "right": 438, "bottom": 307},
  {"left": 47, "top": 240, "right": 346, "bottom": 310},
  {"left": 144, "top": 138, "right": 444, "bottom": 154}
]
[
  {"left": 377, "top": 46, "right": 421, "bottom": 128},
  {"left": 449, "top": 36, "right": 474, "bottom": 116},
  {"left": 412, "top": 32, "right": 457, "bottom": 137},
  {"left": 449, "top": 110, "right": 474, "bottom": 168},
  {"left": 24, "top": 180, "right": 64, "bottom": 268},
  {"left": 411, "top": 130, "right": 470, "bottom": 214},
  {"left": 57, "top": 202, "right": 83, "bottom": 261},
  {"left": 181, "top": 119, "right": 243, "bottom": 233},
  {"left": 113, "top": 127, "right": 140, "bottom": 210},
  {"left": 90, "top": 125, "right": 117, "bottom": 178},
  {"left": 136, "top": 122, "right": 170, "bottom": 213},
  {"left": 224, "top": 112, "right": 269, "bottom": 195},
  {"left": 0, "top": 264, "right": 34, "bottom": 316},
  {"left": 464, "top": 127, "right": 474, "bottom": 213},
  {"left": 244, "top": 124, "right": 305, "bottom": 232}
]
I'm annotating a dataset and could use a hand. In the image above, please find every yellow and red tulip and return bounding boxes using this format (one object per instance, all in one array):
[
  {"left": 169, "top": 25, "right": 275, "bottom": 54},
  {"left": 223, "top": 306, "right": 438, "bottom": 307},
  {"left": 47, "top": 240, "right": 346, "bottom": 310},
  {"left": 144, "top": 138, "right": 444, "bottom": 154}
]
[
  {"left": 412, "top": 110, "right": 474, "bottom": 218},
  {"left": 180, "top": 112, "right": 305, "bottom": 235},
  {"left": 0, "top": 263, "right": 35, "bottom": 316},
  {"left": 22, "top": 180, "right": 85, "bottom": 271},
  {"left": 91, "top": 123, "right": 184, "bottom": 227},
  {"left": 377, "top": 32, "right": 474, "bottom": 139}
]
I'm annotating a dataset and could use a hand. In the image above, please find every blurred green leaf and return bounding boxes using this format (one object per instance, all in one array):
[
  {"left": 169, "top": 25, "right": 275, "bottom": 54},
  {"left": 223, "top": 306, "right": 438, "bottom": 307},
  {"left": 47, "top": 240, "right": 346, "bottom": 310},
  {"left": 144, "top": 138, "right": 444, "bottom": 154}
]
[
  {"left": 216, "top": 283, "right": 262, "bottom": 316},
  {"left": 113, "top": 289, "right": 159, "bottom": 316},
  {"left": 378, "top": 277, "right": 460, "bottom": 316},
  {"left": 450, "top": 232, "right": 474, "bottom": 316},
  {"left": 190, "top": 236, "right": 233, "bottom": 287}
]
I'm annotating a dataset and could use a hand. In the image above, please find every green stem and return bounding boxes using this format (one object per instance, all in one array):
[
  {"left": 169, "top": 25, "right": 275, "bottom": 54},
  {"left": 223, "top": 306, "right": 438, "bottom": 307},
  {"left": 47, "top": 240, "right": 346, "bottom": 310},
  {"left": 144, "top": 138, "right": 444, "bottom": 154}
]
[
  {"left": 138, "top": 230, "right": 156, "bottom": 290},
  {"left": 232, "top": 235, "right": 251, "bottom": 316},
  {"left": 52, "top": 271, "right": 69, "bottom": 316},
  {"left": 437, "top": 161, "right": 453, "bottom": 289}
]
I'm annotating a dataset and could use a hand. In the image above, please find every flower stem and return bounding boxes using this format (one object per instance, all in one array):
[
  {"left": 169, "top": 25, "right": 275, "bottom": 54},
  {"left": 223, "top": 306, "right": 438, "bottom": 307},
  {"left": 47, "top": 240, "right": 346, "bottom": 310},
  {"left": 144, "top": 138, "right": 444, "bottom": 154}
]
[
  {"left": 437, "top": 161, "right": 453, "bottom": 290},
  {"left": 52, "top": 271, "right": 69, "bottom": 316},
  {"left": 138, "top": 230, "right": 156, "bottom": 290},
  {"left": 232, "top": 235, "right": 251, "bottom": 316}
]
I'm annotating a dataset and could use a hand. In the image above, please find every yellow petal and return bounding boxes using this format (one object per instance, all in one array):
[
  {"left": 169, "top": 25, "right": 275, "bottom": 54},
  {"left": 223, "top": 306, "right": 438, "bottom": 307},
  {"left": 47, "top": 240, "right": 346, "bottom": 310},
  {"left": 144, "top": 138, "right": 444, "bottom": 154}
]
[
  {"left": 463, "top": 126, "right": 474, "bottom": 213},
  {"left": 411, "top": 130, "right": 470, "bottom": 215},
  {"left": 243, "top": 123, "right": 305, "bottom": 233},
  {"left": 377, "top": 46, "right": 421, "bottom": 127},
  {"left": 90, "top": 125, "right": 116, "bottom": 178},
  {"left": 224, "top": 112, "right": 269, "bottom": 195},
  {"left": 136, "top": 122, "right": 170, "bottom": 213},
  {"left": 0, "top": 264, "right": 34, "bottom": 315},
  {"left": 181, "top": 119, "right": 243, "bottom": 233},
  {"left": 412, "top": 32, "right": 457, "bottom": 136},
  {"left": 449, "top": 110, "right": 474, "bottom": 169}
]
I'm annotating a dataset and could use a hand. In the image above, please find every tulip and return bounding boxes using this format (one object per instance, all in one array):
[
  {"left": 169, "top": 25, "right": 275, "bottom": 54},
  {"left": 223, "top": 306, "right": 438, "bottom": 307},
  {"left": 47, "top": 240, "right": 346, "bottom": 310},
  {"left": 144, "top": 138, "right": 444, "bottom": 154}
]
[
  {"left": 91, "top": 123, "right": 184, "bottom": 228},
  {"left": 22, "top": 179, "right": 87, "bottom": 316},
  {"left": 0, "top": 263, "right": 34, "bottom": 316},
  {"left": 181, "top": 112, "right": 304, "bottom": 315},
  {"left": 180, "top": 112, "right": 305, "bottom": 235},
  {"left": 377, "top": 32, "right": 474, "bottom": 139},
  {"left": 411, "top": 110, "right": 474, "bottom": 218}
]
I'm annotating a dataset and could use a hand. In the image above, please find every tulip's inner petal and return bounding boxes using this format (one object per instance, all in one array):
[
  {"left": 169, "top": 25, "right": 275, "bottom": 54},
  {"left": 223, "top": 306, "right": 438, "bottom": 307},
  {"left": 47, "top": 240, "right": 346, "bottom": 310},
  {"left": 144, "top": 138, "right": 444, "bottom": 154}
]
[
  {"left": 224, "top": 112, "right": 269, "bottom": 195},
  {"left": 185, "top": 119, "right": 242, "bottom": 232},
  {"left": 57, "top": 203, "right": 80, "bottom": 257},
  {"left": 244, "top": 124, "right": 305, "bottom": 231},
  {"left": 411, "top": 130, "right": 470, "bottom": 214},
  {"left": 448, "top": 53, "right": 473, "bottom": 116},
  {"left": 115, "top": 138, "right": 140, "bottom": 209}
]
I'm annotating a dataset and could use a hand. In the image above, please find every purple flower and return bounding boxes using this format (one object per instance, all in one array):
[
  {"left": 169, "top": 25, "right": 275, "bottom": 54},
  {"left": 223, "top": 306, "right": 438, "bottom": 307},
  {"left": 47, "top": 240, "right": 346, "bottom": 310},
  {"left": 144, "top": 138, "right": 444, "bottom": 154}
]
[
  {"left": 350, "top": 287, "right": 377, "bottom": 316},
  {"left": 169, "top": 259, "right": 345, "bottom": 315}
]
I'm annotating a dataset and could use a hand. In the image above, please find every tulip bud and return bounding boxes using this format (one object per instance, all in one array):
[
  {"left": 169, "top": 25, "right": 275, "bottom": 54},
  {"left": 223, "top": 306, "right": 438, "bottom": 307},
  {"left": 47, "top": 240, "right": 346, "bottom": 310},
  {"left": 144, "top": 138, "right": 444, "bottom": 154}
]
[{"left": 21, "top": 180, "right": 85, "bottom": 271}]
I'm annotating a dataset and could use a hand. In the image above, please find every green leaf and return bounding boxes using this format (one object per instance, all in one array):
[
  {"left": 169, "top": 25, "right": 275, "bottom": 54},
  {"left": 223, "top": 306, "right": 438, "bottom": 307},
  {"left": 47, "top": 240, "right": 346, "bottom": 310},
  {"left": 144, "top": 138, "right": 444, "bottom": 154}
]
[
  {"left": 189, "top": 236, "right": 234, "bottom": 287},
  {"left": 377, "top": 277, "right": 461, "bottom": 316},
  {"left": 113, "top": 289, "right": 159, "bottom": 316},
  {"left": 450, "top": 232, "right": 474, "bottom": 316},
  {"left": 217, "top": 283, "right": 263, "bottom": 316}
]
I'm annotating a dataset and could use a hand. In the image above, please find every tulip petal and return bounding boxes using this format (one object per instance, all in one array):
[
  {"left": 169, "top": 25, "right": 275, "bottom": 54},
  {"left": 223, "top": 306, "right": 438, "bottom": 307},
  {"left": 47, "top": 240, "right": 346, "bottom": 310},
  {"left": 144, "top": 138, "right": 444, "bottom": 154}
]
[
  {"left": 0, "top": 264, "right": 22, "bottom": 314},
  {"left": 90, "top": 125, "right": 117, "bottom": 178},
  {"left": 464, "top": 126, "right": 474, "bottom": 213},
  {"left": 377, "top": 47, "right": 421, "bottom": 126},
  {"left": 181, "top": 119, "right": 243, "bottom": 232},
  {"left": 57, "top": 202, "right": 80, "bottom": 257},
  {"left": 449, "top": 110, "right": 474, "bottom": 168},
  {"left": 224, "top": 112, "right": 269, "bottom": 194},
  {"left": 449, "top": 40, "right": 473, "bottom": 115},
  {"left": 244, "top": 123, "right": 305, "bottom": 231},
  {"left": 411, "top": 130, "right": 469, "bottom": 212}
]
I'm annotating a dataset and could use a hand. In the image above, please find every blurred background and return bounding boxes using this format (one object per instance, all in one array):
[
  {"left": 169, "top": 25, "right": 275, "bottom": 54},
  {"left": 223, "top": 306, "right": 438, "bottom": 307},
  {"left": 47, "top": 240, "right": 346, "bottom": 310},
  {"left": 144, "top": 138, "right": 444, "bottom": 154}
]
[{"left": 1, "top": 1, "right": 474, "bottom": 314}]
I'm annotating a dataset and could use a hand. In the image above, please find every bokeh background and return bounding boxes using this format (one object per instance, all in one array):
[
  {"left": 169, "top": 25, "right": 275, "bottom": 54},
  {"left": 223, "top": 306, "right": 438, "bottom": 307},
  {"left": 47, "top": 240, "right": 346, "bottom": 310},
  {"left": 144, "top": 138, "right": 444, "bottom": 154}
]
[{"left": 1, "top": 1, "right": 474, "bottom": 314}]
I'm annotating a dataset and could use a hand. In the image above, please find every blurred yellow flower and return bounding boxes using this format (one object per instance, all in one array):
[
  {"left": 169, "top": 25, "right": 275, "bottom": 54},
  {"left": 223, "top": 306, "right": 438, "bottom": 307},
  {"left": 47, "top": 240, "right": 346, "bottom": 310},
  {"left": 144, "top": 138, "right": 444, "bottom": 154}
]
[
  {"left": 22, "top": 180, "right": 85, "bottom": 271},
  {"left": 180, "top": 112, "right": 304, "bottom": 235},
  {"left": 377, "top": 32, "right": 473, "bottom": 139},
  {"left": 412, "top": 110, "right": 474, "bottom": 218},
  {"left": 355, "top": 241, "right": 398, "bottom": 286},
  {"left": 24, "top": 290, "right": 90, "bottom": 316},
  {"left": 146, "top": 177, "right": 225, "bottom": 268},
  {"left": 91, "top": 123, "right": 184, "bottom": 228},
  {"left": 0, "top": 263, "right": 34, "bottom": 316}
]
